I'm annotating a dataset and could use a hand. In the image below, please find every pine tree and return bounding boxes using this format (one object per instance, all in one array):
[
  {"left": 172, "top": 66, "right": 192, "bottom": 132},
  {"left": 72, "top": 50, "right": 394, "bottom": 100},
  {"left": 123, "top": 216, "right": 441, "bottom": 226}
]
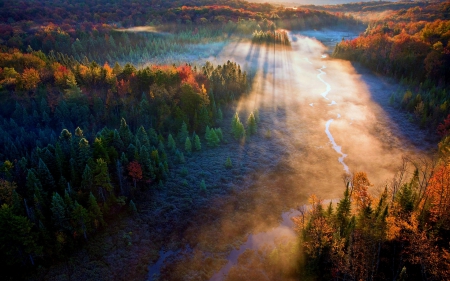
[
  {"left": 207, "top": 129, "right": 220, "bottom": 147},
  {"left": 185, "top": 137, "right": 192, "bottom": 154},
  {"left": 93, "top": 158, "right": 113, "bottom": 202},
  {"left": 231, "top": 112, "right": 245, "bottom": 139},
  {"left": 128, "top": 200, "right": 137, "bottom": 215},
  {"left": 247, "top": 112, "right": 257, "bottom": 135},
  {"left": 225, "top": 156, "right": 232, "bottom": 168},
  {"left": 194, "top": 134, "right": 201, "bottom": 151},
  {"left": 178, "top": 121, "right": 189, "bottom": 145},
  {"left": 50, "top": 192, "right": 70, "bottom": 232},
  {"left": 81, "top": 164, "right": 93, "bottom": 191},
  {"left": 136, "top": 126, "right": 150, "bottom": 148},
  {"left": 217, "top": 108, "right": 223, "bottom": 122},
  {"left": 26, "top": 169, "right": 43, "bottom": 201},
  {"left": 37, "top": 158, "right": 56, "bottom": 192},
  {"left": 335, "top": 184, "right": 352, "bottom": 236},
  {"left": 87, "top": 192, "right": 104, "bottom": 229},
  {"left": 200, "top": 179, "right": 206, "bottom": 191},
  {"left": 119, "top": 118, "right": 133, "bottom": 148},
  {"left": 77, "top": 138, "right": 91, "bottom": 174},
  {"left": 215, "top": 128, "right": 223, "bottom": 142},
  {"left": 72, "top": 201, "right": 90, "bottom": 239},
  {"left": 167, "top": 133, "right": 176, "bottom": 152},
  {"left": 112, "top": 129, "right": 124, "bottom": 152}
]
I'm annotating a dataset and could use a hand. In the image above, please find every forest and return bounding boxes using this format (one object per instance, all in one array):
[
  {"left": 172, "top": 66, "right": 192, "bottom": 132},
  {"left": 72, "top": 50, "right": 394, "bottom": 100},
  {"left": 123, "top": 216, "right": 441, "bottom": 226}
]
[
  {"left": 1, "top": 0, "right": 450, "bottom": 280},
  {"left": 332, "top": 1, "right": 450, "bottom": 129}
]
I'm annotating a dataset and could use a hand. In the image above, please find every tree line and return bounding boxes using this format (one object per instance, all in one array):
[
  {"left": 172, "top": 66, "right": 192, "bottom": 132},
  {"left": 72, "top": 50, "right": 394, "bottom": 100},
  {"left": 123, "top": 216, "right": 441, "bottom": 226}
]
[{"left": 0, "top": 46, "right": 249, "bottom": 279}]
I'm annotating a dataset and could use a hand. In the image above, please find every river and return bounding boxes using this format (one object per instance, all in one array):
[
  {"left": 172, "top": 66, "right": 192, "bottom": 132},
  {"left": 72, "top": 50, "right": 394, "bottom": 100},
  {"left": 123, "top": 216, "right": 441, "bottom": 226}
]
[{"left": 146, "top": 30, "right": 434, "bottom": 281}]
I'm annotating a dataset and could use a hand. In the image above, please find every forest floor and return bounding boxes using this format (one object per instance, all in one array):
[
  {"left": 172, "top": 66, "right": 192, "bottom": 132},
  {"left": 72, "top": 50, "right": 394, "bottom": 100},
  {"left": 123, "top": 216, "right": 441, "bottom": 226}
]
[{"left": 40, "top": 30, "right": 435, "bottom": 281}]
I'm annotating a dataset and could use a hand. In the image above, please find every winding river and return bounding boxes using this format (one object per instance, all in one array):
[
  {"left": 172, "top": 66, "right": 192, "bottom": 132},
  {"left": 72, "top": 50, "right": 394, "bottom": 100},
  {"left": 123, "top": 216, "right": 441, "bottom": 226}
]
[{"left": 147, "top": 30, "right": 433, "bottom": 281}]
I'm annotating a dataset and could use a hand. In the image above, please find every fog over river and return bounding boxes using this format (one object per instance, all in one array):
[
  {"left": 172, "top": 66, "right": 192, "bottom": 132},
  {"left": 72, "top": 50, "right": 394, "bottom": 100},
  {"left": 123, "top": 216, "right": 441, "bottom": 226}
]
[{"left": 148, "top": 30, "right": 434, "bottom": 281}]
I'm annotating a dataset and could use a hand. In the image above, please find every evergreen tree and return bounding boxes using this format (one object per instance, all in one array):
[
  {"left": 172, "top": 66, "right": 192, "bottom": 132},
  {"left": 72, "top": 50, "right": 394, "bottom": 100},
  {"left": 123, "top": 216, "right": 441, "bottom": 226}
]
[
  {"left": 37, "top": 158, "right": 56, "bottom": 192},
  {"left": 50, "top": 192, "right": 70, "bottom": 232},
  {"left": 136, "top": 126, "right": 150, "bottom": 148},
  {"left": 26, "top": 169, "right": 43, "bottom": 201},
  {"left": 0, "top": 204, "right": 40, "bottom": 270},
  {"left": 215, "top": 128, "right": 223, "bottom": 142},
  {"left": 128, "top": 200, "right": 137, "bottom": 215},
  {"left": 335, "top": 184, "right": 352, "bottom": 236},
  {"left": 247, "top": 112, "right": 257, "bottom": 135},
  {"left": 178, "top": 121, "right": 189, "bottom": 145},
  {"left": 87, "top": 192, "right": 104, "bottom": 229},
  {"left": 185, "top": 137, "right": 192, "bottom": 154},
  {"left": 207, "top": 128, "right": 220, "bottom": 147},
  {"left": 112, "top": 129, "right": 124, "bottom": 152},
  {"left": 71, "top": 201, "right": 89, "bottom": 239},
  {"left": 93, "top": 158, "right": 113, "bottom": 202},
  {"left": 231, "top": 112, "right": 245, "bottom": 139},
  {"left": 194, "top": 134, "right": 201, "bottom": 151},
  {"left": 77, "top": 138, "right": 91, "bottom": 174},
  {"left": 167, "top": 133, "right": 176, "bottom": 152},
  {"left": 225, "top": 156, "right": 232, "bottom": 168},
  {"left": 81, "top": 164, "right": 93, "bottom": 191},
  {"left": 217, "top": 108, "right": 223, "bottom": 122},
  {"left": 119, "top": 118, "right": 133, "bottom": 148},
  {"left": 93, "top": 138, "right": 109, "bottom": 162},
  {"left": 200, "top": 179, "right": 206, "bottom": 191}
]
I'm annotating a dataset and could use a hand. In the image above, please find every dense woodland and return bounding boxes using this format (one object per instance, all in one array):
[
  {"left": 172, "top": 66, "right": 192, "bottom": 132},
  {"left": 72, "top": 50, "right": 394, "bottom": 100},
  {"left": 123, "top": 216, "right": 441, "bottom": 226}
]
[
  {"left": 333, "top": 1, "right": 450, "bottom": 129},
  {"left": 1, "top": 0, "right": 450, "bottom": 280}
]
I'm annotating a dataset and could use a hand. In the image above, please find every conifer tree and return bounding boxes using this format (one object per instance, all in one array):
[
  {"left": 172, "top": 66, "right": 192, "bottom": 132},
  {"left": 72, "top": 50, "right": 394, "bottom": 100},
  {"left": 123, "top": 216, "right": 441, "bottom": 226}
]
[
  {"left": 194, "top": 134, "right": 201, "bottom": 151},
  {"left": 119, "top": 118, "right": 133, "bottom": 148},
  {"left": 37, "top": 158, "right": 56, "bottom": 192},
  {"left": 93, "top": 158, "right": 113, "bottom": 202},
  {"left": 50, "top": 192, "right": 69, "bottom": 232},
  {"left": 87, "top": 192, "right": 104, "bottom": 229},
  {"left": 128, "top": 200, "right": 137, "bottom": 215},
  {"left": 136, "top": 126, "right": 150, "bottom": 148},
  {"left": 26, "top": 169, "right": 43, "bottom": 201},
  {"left": 185, "top": 137, "right": 192, "bottom": 154},
  {"left": 231, "top": 112, "right": 245, "bottom": 139},
  {"left": 225, "top": 156, "right": 232, "bottom": 168},
  {"left": 167, "top": 133, "right": 176, "bottom": 152},
  {"left": 112, "top": 129, "right": 124, "bottom": 152},
  {"left": 200, "top": 179, "right": 206, "bottom": 191},
  {"left": 247, "top": 112, "right": 257, "bottom": 135},
  {"left": 178, "top": 121, "right": 189, "bottom": 145},
  {"left": 81, "top": 164, "right": 93, "bottom": 191},
  {"left": 72, "top": 201, "right": 89, "bottom": 239}
]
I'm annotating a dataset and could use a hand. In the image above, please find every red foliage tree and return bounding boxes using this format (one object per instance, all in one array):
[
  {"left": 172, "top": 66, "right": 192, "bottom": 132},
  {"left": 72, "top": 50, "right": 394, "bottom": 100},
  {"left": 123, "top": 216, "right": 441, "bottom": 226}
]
[{"left": 128, "top": 161, "right": 142, "bottom": 189}]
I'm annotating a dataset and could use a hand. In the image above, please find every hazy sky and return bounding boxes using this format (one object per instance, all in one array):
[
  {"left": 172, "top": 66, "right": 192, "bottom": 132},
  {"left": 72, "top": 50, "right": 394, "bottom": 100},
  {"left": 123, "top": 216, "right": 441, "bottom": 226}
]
[{"left": 250, "top": 0, "right": 395, "bottom": 5}]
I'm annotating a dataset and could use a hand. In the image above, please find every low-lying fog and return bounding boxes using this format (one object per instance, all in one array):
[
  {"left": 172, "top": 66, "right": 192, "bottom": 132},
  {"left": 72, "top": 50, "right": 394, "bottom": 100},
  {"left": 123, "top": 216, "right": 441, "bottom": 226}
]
[{"left": 148, "top": 30, "right": 433, "bottom": 280}]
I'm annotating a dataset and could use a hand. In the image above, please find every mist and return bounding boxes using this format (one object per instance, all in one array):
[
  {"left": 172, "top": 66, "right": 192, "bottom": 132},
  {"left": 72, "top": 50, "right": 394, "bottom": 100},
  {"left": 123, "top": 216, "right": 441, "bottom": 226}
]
[{"left": 149, "top": 30, "right": 432, "bottom": 280}]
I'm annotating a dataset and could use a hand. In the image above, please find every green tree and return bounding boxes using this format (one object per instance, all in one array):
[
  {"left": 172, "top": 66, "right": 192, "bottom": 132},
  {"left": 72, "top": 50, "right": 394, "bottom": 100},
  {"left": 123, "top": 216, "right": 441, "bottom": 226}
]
[
  {"left": 37, "top": 158, "right": 56, "bottom": 192},
  {"left": 87, "top": 192, "right": 104, "bottom": 229},
  {"left": 194, "top": 134, "right": 201, "bottom": 151},
  {"left": 200, "top": 179, "right": 207, "bottom": 191},
  {"left": 50, "top": 192, "right": 70, "bottom": 232},
  {"left": 247, "top": 112, "right": 257, "bottom": 135},
  {"left": 225, "top": 156, "right": 232, "bottom": 168},
  {"left": 93, "top": 158, "right": 113, "bottom": 202},
  {"left": 81, "top": 164, "right": 93, "bottom": 191},
  {"left": 119, "top": 118, "right": 133, "bottom": 148},
  {"left": 231, "top": 112, "right": 245, "bottom": 140},
  {"left": 0, "top": 204, "right": 40, "bottom": 272},
  {"left": 167, "top": 133, "right": 176, "bottom": 152},
  {"left": 178, "top": 121, "right": 189, "bottom": 145},
  {"left": 185, "top": 137, "right": 192, "bottom": 154},
  {"left": 71, "top": 201, "right": 90, "bottom": 239},
  {"left": 128, "top": 200, "right": 137, "bottom": 215}
]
